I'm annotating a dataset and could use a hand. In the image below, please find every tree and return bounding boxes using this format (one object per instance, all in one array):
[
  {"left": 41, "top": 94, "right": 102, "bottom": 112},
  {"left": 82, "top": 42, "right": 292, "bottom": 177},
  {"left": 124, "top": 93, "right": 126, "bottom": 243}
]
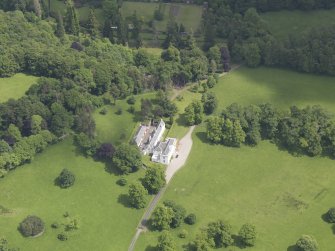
[
  {"left": 128, "top": 182, "right": 147, "bottom": 209},
  {"left": 326, "top": 208, "right": 335, "bottom": 223},
  {"left": 55, "top": 11, "right": 65, "bottom": 39},
  {"left": 206, "top": 116, "right": 224, "bottom": 144},
  {"left": 206, "top": 75, "right": 217, "bottom": 88},
  {"left": 193, "top": 231, "right": 214, "bottom": 251},
  {"left": 296, "top": 235, "right": 318, "bottom": 251},
  {"left": 163, "top": 200, "right": 186, "bottom": 228},
  {"left": 56, "top": 168, "right": 75, "bottom": 188},
  {"left": 185, "top": 101, "right": 203, "bottom": 126},
  {"left": 112, "top": 144, "right": 142, "bottom": 174},
  {"left": 64, "top": 0, "right": 80, "bottom": 36},
  {"left": 202, "top": 93, "right": 218, "bottom": 115},
  {"left": 208, "top": 45, "right": 221, "bottom": 65},
  {"left": 239, "top": 223, "right": 257, "bottom": 246},
  {"left": 222, "top": 119, "right": 246, "bottom": 147},
  {"left": 151, "top": 205, "right": 174, "bottom": 231},
  {"left": 19, "top": 215, "right": 45, "bottom": 237},
  {"left": 207, "top": 220, "right": 234, "bottom": 248},
  {"left": 87, "top": 8, "right": 99, "bottom": 37},
  {"left": 96, "top": 143, "right": 115, "bottom": 160},
  {"left": 157, "top": 231, "right": 176, "bottom": 251},
  {"left": 242, "top": 42, "right": 261, "bottom": 67},
  {"left": 142, "top": 166, "right": 166, "bottom": 194},
  {"left": 185, "top": 213, "right": 197, "bottom": 225},
  {"left": 7, "top": 124, "right": 22, "bottom": 143},
  {"left": 31, "top": 114, "right": 43, "bottom": 134}
]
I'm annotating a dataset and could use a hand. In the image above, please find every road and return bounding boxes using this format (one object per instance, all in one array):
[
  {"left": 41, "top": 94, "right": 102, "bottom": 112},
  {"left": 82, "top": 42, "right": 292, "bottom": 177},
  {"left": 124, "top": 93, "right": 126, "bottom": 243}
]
[{"left": 128, "top": 126, "right": 195, "bottom": 251}]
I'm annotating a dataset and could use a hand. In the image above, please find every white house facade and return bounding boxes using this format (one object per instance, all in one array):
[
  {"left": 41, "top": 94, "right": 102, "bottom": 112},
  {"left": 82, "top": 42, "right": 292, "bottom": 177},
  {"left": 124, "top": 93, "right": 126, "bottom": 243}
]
[{"left": 152, "top": 138, "right": 177, "bottom": 165}]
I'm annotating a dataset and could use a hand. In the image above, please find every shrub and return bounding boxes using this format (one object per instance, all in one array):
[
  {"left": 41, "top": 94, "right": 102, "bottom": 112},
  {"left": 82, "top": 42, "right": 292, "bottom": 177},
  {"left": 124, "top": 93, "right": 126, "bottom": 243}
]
[
  {"left": 51, "top": 222, "right": 59, "bottom": 229},
  {"left": 99, "top": 108, "right": 108, "bottom": 115},
  {"left": 116, "top": 107, "right": 123, "bottom": 115},
  {"left": 19, "top": 216, "right": 45, "bottom": 237},
  {"left": 185, "top": 213, "right": 196, "bottom": 225},
  {"left": 57, "top": 233, "right": 68, "bottom": 241},
  {"left": 129, "top": 106, "right": 135, "bottom": 114},
  {"left": 56, "top": 169, "right": 75, "bottom": 188},
  {"left": 163, "top": 200, "right": 186, "bottom": 228},
  {"left": 179, "top": 229, "right": 188, "bottom": 238},
  {"left": 326, "top": 208, "right": 335, "bottom": 223},
  {"left": 117, "top": 178, "right": 127, "bottom": 186},
  {"left": 127, "top": 96, "right": 136, "bottom": 105}
]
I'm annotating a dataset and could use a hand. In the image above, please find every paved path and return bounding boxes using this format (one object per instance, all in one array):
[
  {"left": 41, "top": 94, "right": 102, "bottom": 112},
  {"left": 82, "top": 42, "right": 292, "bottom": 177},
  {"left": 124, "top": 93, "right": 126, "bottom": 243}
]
[{"left": 128, "top": 126, "right": 195, "bottom": 251}]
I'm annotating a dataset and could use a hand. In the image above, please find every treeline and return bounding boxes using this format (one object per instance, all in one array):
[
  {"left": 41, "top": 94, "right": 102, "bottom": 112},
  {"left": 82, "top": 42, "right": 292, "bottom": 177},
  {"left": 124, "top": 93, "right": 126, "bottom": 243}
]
[
  {"left": 206, "top": 104, "right": 335, "bottom": 158},
  {"left": 203, "top": 4, "right": 335, "bottom": 76}
]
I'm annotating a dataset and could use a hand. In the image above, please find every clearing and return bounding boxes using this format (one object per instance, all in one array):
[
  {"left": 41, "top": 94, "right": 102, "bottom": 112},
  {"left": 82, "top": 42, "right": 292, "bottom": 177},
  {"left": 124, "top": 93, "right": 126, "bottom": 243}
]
[{"left": 0, "top": 73, "right": 38, "bottom": 102}]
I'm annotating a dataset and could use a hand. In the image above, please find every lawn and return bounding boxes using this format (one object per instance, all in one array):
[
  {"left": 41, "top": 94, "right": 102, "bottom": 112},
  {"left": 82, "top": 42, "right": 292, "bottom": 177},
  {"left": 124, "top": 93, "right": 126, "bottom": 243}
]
[
  {"left": 0, "top": 138, "right": 150, "bottom": 251},
  {"left": 0, "top": 73, "right": 38, "bottom": 103},
  {"left": 93, "top": 92, "right": 156, "bottom": 145},
  {"left": 261, "top": 9, "right": 335, "bottom": 39},
  {"left": 135, "top": 67, "right": 335, "bottom": 250}
]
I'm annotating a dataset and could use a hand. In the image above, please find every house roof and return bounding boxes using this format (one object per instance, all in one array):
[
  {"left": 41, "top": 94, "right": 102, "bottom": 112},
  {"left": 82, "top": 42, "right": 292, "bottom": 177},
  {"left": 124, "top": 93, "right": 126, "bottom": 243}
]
[{"left": 134, "top": 125, "right": 147, "bottom": 145}]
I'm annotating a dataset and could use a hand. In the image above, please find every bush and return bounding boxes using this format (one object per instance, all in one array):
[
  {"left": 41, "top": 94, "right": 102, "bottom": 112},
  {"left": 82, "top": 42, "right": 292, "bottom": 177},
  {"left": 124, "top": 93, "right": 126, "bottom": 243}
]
[
  {"left": 57, "top": 233, "right": 68, "bottom": 241},
  {"left": 129, "top": 106, "right": 135, "bottom": 114},
  {"left": 116, "top": 107, "right": 123, "bottom": 115},
  {"left": 239, "top": 223, "right": 256, "bottom": 246},
  {"left": 56, "top": 169, "right": 75, "bottom": 188},
  {"left": 51, "top": 222, "right": 59, "bottom": 229},
  {"left": 179, "top": 229, "right": 188, "bottom": 238},
  {"left": 326, "top": 208, "right": 335, "bottom": 223},
  {"left": 127, "top": 96, "right": 136, "bottom": 105},
  {"left": 19, "top": 216, "right": 45, "bottom": 237},
  {"left": 99, "top": 108, "right": 108, "bottom": 115},
  {"left": 185, "top": 213, "right": 196, "bottom": 225},
  {"left": 117, "top": 178, "right": 127, "bottom": 186}
]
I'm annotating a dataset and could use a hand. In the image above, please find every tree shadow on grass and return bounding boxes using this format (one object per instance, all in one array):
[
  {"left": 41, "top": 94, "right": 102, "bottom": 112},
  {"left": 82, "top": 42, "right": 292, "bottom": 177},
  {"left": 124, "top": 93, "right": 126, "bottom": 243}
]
[
  {"left": 332, "top": 224, "right": 335, "bottom": 234},
  {"left": 144, "top": 245, "right": 157, "bottom": 251},
  {"left": 287, "top": 244, "right": 299, "bottom": 251},
  {"left": 104, "top": 161, "right": 123, "bottom": 176},
  {"left": 117, "top": 194, "right": 132, "bottom": 208},
  {"left": 195, "top": 131, "right": 211, "bottom": 144},
  {"left": 175, "top": 113, "right": 188, "bottom": 128},
  {"left": 232, "top": 234, "right": 246, "bottom": 249}
]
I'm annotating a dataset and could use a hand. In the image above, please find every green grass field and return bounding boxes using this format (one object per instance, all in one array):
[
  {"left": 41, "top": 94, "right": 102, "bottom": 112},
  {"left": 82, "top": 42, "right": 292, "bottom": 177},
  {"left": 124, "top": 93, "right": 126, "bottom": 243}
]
[
  {"left": 0, "top": 138, "right": 150, "bottom": 251},
  {"left": 261, "top": 9, "right": 335, "bottom": 39},
  {"left": 93, "top": 92, "right": 156, "bottom": 145},
  {"left": 135, "top": 67, "right": 335, "bottom": 250},
  {"left": 0, "top": 73, "right": 38, "bottom": 103},
  {"left": 121, "top": 2, "right": 203, "bottom": 32}
]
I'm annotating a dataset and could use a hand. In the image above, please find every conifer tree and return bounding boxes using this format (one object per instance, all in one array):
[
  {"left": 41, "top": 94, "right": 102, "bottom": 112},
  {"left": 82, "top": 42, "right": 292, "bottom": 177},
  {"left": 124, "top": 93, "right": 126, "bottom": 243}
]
[
  {"left": 65, "top": 0, "right": 79, "bottom": 36},
  {"left": 56, "top": 11, "right": 65, "bottom": 39},
  {"left": 87, "top": 8, "right": 99, "bottom": 38}
]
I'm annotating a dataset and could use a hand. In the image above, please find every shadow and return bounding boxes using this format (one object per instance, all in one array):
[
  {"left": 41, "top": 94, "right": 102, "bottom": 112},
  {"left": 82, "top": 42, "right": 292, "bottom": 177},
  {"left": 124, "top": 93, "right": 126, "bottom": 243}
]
[
  {"left": 182, "top": 243, "right": 195, "bottom": 251},
  {"left": 232, "top": 234, "right": 246, "bottom": 249},
  {"left": 104, "top": 161, "right": 123, "bottom": 176},
  {"left": 321, "top": 212, "right": 331, "bottom": 223},
  {"left": 332, "top": 224, "right": 335, "bottom": 235},
  {"left": 195, "top": 131, "right": 211, "bottom": 144},
  {"left": 287, "top": 244, "right": 299, "bottom": 251},
  {"left": 175, "top": 113, "right": 188, "bottom": 128},
  {"left": 117, "top": 194, "right": 132, "bottom": 208},
  {"left": 144, "top": 245, "right": 157, "bottom": 251}
]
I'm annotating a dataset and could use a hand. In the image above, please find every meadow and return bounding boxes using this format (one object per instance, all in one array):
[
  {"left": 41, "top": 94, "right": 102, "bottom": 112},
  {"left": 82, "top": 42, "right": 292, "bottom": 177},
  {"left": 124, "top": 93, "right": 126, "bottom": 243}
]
[
  {"left": 0, "top": 73, "right": 38, "bottom": 102},
  {"left": 261, "top": 9, "right": 335, "bottom": 39},
  {"left": 0, "top": 138, "right": 150, "bottom": 251},
  {"left": 135, "top": 67, "right": 335, "bottom": 250}
]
